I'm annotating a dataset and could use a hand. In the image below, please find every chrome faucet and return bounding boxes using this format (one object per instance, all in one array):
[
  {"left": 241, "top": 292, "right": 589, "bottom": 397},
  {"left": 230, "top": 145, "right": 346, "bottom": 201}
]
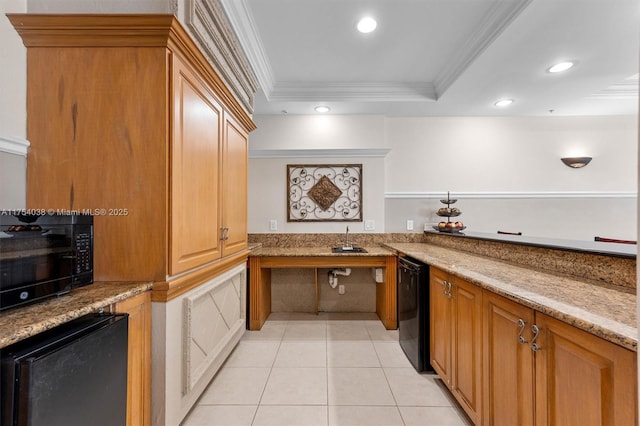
[{"left": 344, "top": 226, "right": 351, "bottom": 248}]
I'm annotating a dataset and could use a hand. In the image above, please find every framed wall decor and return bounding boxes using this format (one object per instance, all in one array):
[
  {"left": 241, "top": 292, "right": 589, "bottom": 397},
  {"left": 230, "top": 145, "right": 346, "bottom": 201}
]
[{"left": 287, "top": 164, "right": 363, "bottom": 222}]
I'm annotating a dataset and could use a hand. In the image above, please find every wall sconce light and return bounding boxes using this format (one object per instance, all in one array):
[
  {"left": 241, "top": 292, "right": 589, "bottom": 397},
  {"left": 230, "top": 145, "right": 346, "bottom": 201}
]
[{"left": 561, "top": 156, "right": 592, "bottom": 168}]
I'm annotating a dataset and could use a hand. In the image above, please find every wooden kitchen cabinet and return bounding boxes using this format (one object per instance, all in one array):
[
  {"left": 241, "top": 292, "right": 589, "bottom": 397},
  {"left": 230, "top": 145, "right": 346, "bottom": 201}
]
[
  {"left": 221, "top": 112, "right": 249, "bottom": 257},
  {"left": 9, "top": 14, "right": 256, "bottom": 283},
  {"left": 114, "top": 291, "right": 152, "bottom": 426},
  {"left": 534, "top": 312, "right": 637, "bottom": 426},
  {"left": 430, "top": 267, "right": 482, "bottom": 424},
  {"left": 482, "top": 291, "right": 637, "bottom": 426},
  {"left": 170, "top": 55, "right": 223, "bottom": 274},
  {"left": 482, "top": 291, "right": 535, "bottom": 426},
  {"left": 430, "top": 267, "right": 453, "bottom": 385}
]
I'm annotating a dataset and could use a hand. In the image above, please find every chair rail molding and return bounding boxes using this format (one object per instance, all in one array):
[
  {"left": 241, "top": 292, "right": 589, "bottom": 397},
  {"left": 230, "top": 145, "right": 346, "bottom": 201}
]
[
  {"left": 249, "top": 148, "right": 391, "bottom": 159},
  {"left": 385, "top": 191, "right": 637, "bottom": 199},
  {"left": 0, "top": 136, "right": 30, "bottom": 157}
]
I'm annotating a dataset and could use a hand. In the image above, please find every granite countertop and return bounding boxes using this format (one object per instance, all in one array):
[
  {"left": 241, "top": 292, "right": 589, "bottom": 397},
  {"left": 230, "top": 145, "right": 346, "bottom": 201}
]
[
  {"left": 385, "top": 242, "right": 637, "bottom": 351},
  {"left": 0, "top": 281, "right": 152, "bottom": 349},
  {"left": 250, "top": 246, "right": 395, "bottom": 257}
]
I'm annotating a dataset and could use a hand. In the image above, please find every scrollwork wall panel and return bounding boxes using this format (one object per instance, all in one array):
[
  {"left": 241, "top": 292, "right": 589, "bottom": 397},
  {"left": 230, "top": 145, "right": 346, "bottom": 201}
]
[{"left": 287, "top": 164, "right": 362, "bottom": 222}]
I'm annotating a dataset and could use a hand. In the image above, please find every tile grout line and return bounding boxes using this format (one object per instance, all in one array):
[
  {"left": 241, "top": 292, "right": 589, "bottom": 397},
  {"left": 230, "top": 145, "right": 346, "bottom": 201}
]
[{"left": 251, "top": 319, "right": 287, "bottom": 425}]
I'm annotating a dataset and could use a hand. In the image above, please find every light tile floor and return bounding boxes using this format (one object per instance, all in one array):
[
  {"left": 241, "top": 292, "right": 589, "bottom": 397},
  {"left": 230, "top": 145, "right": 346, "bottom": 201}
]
[{"left": 182, "top": 312, "right": 471, "bottom": 426}]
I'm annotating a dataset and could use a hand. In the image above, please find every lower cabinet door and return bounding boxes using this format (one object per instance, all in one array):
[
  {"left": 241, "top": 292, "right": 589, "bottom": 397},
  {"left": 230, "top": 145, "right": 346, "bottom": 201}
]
[
  {"left": 482, "top": 291, "right": 535, "bottom": 426},
  {"left": 452, "top": 277, "right": 483, "bottom": 424},
  {"left": 534, "top": 312, "right": 637, "bottom": 426},
  {"left": 430, "top": 267, "right": 453, "bottom": 386}
]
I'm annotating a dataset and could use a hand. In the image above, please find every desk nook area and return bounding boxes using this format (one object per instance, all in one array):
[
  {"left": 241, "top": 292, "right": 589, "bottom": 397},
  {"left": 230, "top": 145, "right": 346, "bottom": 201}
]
[{"left": 248, "top": 245, "right": 398, "bottom": 330}]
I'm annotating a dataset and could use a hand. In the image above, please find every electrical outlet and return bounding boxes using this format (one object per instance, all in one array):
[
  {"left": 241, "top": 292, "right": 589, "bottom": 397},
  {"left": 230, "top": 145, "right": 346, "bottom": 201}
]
[
  {"left": 338, "top": 284, "right": 345, "bottom": 295},
  {"left": 269, "top": 219, "right": 277, "bottom": 231},
  {"left": 364, "top": 220, "right": 375, "bottom": 231},
  {"left": 406, "top": 220, "right": 414, "bottom": 231}
]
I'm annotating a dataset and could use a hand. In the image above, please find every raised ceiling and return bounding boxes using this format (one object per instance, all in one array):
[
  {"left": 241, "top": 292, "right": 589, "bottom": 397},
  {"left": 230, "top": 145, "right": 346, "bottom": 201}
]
[{"left": 222, "top": 0, "right": 639, "bottom": 116}]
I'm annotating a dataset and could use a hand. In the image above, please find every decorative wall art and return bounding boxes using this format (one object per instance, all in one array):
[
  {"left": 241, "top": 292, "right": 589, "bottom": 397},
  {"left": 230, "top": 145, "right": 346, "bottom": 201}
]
[{"left": 287, "top": 164, "right": 363, "bottom": 222}]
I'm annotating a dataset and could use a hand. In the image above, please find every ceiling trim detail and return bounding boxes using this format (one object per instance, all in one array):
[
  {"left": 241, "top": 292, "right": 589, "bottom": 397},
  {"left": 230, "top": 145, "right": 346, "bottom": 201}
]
[
  {"left": 385, "top": 191, "right": 636, "bottom": 199},
  {"left": 0, "top": 136, "right": 30, "bottom": 157},
  {"left": 221, "top": 0, "right": 532, "bottom": 105},
  {"left": 433, "top": 0, "right": 532, "bottom": 98},
  {"left": 588, "top": 81, "right": 640, "bottom": 100},
  {"left": 269, "top": 82, "right": 437, "bottom": 102},
  {"left": 249, "top": 148, "right": 391, "bottom": 158},
  {"left": 219, "top": 0, "right": 275, "bottom": 96},
  {"left": 185, "top": 0, "right": 259, "bottom": 113}
]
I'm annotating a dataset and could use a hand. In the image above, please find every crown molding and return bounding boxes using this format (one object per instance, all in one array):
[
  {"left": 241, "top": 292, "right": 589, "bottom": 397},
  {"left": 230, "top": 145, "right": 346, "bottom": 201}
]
[
  {"left": 219, "top": 0, "right": 275, "bottom": 97},
  {"left": 0, "top": 136, "right": 30, "bottom": 157},
  {"left": 385, "top": 191, "right": 637, "bottom": 199},
  {"left": 185, "top": 0, "right": 259, "bottom": 113},
  {"left": 269, "top": 82, "right": 437, "bottom": 103},
  {"left": 249, "top": 148, "right": 391, "bottom": 159},
  {"left": 588, "top": 82, "right": 640, "bottom": 100},
  {"left": 433, "top": 0, "right": 532, "bottom": 98}
]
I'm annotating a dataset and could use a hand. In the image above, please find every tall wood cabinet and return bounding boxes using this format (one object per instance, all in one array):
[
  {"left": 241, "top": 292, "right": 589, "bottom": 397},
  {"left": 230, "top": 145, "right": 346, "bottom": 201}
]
[
  {"left": 9, "top": 14, "right": 256, "bottom": 284},
  {"left": 10, "top": 14, "right": 256, "bottom": 426}
]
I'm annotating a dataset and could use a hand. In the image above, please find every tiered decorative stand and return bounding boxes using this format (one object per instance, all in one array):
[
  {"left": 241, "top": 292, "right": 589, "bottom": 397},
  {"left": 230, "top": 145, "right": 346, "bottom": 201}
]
[{"left": 433, "top": 192, "right": 466, "bottom": 233}]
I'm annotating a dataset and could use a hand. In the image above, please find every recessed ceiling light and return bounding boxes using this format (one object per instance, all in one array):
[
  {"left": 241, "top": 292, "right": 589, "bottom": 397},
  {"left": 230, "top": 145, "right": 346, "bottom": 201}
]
[
  {"left": 494, "top": 99, "right": 514, "bottom": 107},
  {"left": 315, "top": 106, "right": 330, "bottom": 113},
  {"left": 357, "top": 17, "right": 377, "bottom": 33},
  {"left": 548, "top": 61, "right": 574, "bottom": 73}
]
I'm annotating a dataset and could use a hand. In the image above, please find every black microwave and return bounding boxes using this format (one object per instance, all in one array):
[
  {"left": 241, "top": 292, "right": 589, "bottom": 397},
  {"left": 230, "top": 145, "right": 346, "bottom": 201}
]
[{"left": 0, "top": 212, "right": 93, "bottom": 311}]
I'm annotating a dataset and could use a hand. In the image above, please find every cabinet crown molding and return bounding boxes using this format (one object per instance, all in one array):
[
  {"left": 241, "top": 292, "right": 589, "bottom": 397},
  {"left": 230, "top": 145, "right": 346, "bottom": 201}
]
[{"left": 7, "top": 13, "right": 256, "bottom": 132}]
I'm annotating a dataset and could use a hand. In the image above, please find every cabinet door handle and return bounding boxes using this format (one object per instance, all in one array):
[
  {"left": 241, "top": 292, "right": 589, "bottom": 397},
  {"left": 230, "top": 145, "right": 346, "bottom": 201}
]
[
  {"left": 517, "top": 319, "right": 528, "bottom": 344},
  {"left": 531, "top": 324, "right": 541, "bottom": 352},
  {"left": 446, "top": 281, "right": 452, "bottom": 298},
  {"left": 441, "top": 280, "right": 448, "bottom": 296},
  {"left": 220, "top": 227, "right": 229, "bottom": 241}
]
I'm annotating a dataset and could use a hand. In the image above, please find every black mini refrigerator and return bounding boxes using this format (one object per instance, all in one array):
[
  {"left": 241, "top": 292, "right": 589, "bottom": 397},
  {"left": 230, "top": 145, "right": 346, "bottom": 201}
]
[
  {"left": 1, "top": 313, "right": 128, "bottom": 426},
  {"left": 398, "top": 256, "right": 433, "bottom": 372}
]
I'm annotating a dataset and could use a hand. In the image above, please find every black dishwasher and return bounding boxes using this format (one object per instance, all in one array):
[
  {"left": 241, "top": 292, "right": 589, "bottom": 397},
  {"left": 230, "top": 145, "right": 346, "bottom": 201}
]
[{"left": 398, "top": 256, "right": 433, "bottom": 372}]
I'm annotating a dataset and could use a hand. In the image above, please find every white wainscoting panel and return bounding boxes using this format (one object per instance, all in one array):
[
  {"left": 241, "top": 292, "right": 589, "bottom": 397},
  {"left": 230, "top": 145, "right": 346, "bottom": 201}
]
[{"left": 183, "top": 264, "right": 246, "bottom": 394}]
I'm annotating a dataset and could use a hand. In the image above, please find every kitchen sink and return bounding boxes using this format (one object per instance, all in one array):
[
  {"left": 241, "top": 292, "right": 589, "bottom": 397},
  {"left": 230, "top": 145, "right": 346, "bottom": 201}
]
[{"left": 332, "top": 247, "right": 368, "bottom": 253}]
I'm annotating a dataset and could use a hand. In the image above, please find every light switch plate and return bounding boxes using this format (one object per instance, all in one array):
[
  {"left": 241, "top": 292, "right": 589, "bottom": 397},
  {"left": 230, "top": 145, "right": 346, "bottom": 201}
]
[
  {"left": 364, "top": 220, "right": 375, "bottom": 231},
  {"left": 406, "top": 220, "right": 414, "bottom": 231},
  {"left": 269, "top": 219, "right": 277, "bottom": 231}
]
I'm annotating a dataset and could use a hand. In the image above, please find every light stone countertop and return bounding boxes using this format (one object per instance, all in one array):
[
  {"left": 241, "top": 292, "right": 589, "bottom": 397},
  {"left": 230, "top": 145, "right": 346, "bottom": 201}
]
[
  {"left": 250, "top": 245, "right": 395, "bottom": 257},
  {"left": 385, "top": 242, "right": 637, "bottom": 351},
  {"left": 0, "top": 281, "right": 152, "bottom": 349}
]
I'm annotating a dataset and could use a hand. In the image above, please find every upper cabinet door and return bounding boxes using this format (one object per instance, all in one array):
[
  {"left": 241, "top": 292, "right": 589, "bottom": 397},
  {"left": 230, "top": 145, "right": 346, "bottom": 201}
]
[
  {"left": 221, "top": 112, "right": 249, "bottom": 257},
  {"left": 170, "top": 56, "right": 223, "bottom": 275}
]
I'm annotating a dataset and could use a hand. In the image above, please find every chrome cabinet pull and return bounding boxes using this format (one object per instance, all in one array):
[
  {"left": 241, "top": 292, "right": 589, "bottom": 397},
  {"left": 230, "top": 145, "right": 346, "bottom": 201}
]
[
  {"left": 440, "top": 280, "right": 453, "bottom": 298},
  {"left": 517, "top": 319, "right": 528, "bottom": 344},
  {"left": 531, "top": 325, "right": 541, "bottom": 352},
  {"left": 220, "top": 227, "right": 230, "bottom": 241}
]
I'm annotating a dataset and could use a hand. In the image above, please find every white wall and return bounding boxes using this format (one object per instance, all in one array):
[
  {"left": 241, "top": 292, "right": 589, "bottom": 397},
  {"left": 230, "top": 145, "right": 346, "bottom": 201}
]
[
  {"left": 384, "top": 116, "right": 636, "bottom": 193},
  {"left": 249, "top": 156, "right": 386, "bottom": 233},
  {"left": 248, "top": 115, "right": 387, "bottom": 233},
  {"left": 249, "top": 115, "right": 387, "bottom": 150},
  {"left": 0, "top": 1, "right": 27, "bottom": 209},
  {"left": 249, "top": 114, "right": 637, "bottom": 241}
]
